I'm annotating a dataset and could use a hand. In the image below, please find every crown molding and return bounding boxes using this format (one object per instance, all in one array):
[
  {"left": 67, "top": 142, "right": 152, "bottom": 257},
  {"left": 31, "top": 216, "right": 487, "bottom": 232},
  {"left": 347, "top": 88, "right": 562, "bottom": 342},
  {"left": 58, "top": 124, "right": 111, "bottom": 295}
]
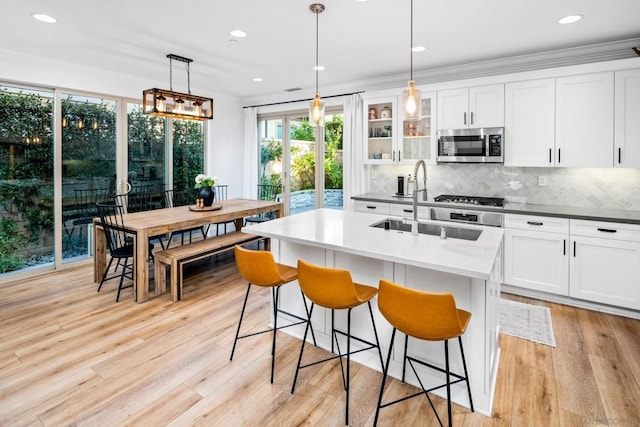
[{"left": 243, "top": 38, "right": 640, "bottom": 106}]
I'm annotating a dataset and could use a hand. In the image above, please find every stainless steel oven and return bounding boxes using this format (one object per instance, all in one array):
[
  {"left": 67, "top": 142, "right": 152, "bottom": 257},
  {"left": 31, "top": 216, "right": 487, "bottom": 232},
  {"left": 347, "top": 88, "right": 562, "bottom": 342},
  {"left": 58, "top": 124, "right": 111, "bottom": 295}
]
[
  {"left": 437, "top": 127, "right": 504, "bottom": 163},
  {"left": 430, "top": 194, "right": 504, "bottom": 227}
]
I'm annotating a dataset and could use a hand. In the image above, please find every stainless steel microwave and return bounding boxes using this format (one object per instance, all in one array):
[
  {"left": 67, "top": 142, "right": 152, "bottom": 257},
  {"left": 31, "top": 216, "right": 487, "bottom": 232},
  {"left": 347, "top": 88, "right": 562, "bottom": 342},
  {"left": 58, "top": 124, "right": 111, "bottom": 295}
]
[{"left": 437, "top": 127, "right": 504, "bottom": 163}]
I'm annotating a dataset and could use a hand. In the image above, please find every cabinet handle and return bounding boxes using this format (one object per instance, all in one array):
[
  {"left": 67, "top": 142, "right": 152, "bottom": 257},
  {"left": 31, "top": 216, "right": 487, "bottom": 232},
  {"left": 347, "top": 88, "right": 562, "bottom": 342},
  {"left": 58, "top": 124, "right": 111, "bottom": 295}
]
[
  {"left": 393, "top": 151, "right": 395, "bottom": 162},
  {"left": 549, "top": 148, "right": 552, "bottom": 164},
  {"left": 470, "top": 111, "right": 474, "bottom": 125},
  {"left": 618, "top": 147, "right": 622, "bottom": 164},
  {"left": 573, "top": 240, "right": 576, "bottom": 257},
  {"left": 558, "top": 148, "right": 561, "bottom": 163},
  {"left": 403, "top": 209, "right": 413, "bottom": 213},
  {"left": 463, "top": 112, "right": 467, "bottom": 125},
  {"left": 563, "top": 239, "right": 566, "bottom": 256},
  {"left": 597, "top": 228, "right": 617, "bottom": 233},
  {"left": 366, "top": 205, "right": 377, "bottom": 210},
  {"left": 398, "top": 150, "right": 401, "bottom": 162},
  {"left": 527, "top": 221, "right": 544, "bottom": 226}
]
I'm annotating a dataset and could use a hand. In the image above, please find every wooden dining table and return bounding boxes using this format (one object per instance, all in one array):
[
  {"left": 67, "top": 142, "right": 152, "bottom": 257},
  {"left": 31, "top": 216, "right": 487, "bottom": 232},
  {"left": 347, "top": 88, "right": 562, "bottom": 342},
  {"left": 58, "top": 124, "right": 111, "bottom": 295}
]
[{"left": 93, "top": 198, "right": 283, "bottom": 303}]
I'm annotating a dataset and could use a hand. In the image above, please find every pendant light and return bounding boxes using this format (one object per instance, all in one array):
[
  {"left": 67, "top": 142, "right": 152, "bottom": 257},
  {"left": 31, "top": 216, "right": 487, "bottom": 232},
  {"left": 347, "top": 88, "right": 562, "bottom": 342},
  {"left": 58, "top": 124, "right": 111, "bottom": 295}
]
[
  {"left": 402, "top": 0, "right": 422, "bottom": 121},
  {"left": 309, "top": 3, "right": 325, "bottom": 127},
  {"left": 143, "top": 54, "right": 214, "bottom": 121}
]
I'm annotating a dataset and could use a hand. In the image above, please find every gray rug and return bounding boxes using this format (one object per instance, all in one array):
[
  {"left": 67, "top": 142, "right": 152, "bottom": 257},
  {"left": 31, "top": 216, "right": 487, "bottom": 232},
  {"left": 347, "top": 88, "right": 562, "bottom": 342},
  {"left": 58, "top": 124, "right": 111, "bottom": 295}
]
[{"left": 500, "top": 299, "right": 556, "bottom": 347}]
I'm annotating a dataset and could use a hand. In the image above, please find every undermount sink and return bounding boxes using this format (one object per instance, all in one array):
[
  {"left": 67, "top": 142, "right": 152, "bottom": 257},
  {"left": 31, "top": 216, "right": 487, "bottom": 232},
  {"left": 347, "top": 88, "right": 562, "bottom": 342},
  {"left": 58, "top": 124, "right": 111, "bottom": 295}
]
[{"left": 370, "top": 218, "right": 482, "bottom": 241}]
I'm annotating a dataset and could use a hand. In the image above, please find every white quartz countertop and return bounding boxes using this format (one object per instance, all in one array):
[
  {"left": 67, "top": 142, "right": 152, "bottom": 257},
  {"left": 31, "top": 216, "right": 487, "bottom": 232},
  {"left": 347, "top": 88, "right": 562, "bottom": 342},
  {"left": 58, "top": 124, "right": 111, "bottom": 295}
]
[
  {"left": 353, "top": 193, "right": 640, "bottom": 224},
  {"left": 247, "top": 208, "right": 503, "bottom": 280}
]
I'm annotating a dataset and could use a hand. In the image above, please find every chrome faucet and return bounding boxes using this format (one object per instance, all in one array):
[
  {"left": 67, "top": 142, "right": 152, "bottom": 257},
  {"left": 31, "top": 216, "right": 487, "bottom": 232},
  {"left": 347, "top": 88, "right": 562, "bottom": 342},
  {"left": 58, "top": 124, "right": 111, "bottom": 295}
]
[
  {"left": 412, "top": 159, "right": 428, "bottom": 222},
  {"left": 403, "top": 160, "right": 428, "bottom": 236}
]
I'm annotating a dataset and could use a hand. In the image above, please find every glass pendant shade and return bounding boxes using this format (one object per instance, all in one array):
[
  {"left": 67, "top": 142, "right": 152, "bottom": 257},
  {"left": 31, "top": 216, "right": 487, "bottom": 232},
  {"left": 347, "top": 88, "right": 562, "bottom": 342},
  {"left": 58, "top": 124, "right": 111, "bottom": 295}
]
[
  {"left": 402, "top": 80, "right": 422, "bottom": 121},
  {"left": 309, "top": 93, "right": 325, "bottom": 127}
]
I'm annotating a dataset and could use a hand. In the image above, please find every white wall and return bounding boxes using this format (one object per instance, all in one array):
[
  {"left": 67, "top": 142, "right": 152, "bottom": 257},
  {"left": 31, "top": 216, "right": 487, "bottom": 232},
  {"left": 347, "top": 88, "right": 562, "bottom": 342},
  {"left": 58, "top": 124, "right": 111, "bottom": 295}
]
[{"left": 0, "top": 47, "right": 246, "bottom": 195}]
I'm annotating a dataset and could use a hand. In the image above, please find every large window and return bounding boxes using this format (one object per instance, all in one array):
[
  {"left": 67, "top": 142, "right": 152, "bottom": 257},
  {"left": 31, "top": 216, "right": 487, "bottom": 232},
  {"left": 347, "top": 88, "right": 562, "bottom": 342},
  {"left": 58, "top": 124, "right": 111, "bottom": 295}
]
[
  {"left": 0, "top": 84, "right": 206, "bottom": 281},
  {"left": 173, "top": 120, "right": 205, "bottom": 206},
  {"left": 0, "top": 85, "right": 54, "bottom": 275}
]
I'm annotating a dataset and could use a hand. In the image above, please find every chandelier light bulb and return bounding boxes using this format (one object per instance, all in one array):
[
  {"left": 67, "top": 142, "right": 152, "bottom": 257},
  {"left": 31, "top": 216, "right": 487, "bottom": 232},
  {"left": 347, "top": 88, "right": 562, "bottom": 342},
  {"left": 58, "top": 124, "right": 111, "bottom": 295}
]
[
  {"left": 174, "top": 98, "right": 184, "bottom": 113},
  {"left": 156, "top": 94, "right": 166, "bottom": 112}
]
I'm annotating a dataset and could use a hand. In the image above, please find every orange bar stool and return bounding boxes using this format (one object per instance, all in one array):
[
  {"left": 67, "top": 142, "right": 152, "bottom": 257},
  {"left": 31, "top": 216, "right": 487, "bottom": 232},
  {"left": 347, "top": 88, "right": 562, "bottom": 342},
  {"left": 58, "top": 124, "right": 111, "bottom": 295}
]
[
  {"left": 231, "top": 245, "right": 316, "bottom": 384},
  {"left": 373, "top": 279, "right": 474, "bottom": 427},
  {"left": 292, "top": 259, "right": 384, "bottom": 426}
]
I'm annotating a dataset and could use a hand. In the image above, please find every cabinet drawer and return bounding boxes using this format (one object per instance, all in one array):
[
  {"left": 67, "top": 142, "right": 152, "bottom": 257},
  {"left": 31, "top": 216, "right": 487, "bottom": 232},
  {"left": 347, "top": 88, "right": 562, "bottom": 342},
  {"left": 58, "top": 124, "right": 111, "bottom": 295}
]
[
  {"left": 505, "top": 214, "right": 569, "bottom": 233},
  {"left": 353, "top": 201, "right": 390, "bottom": 215},
  {"left": 570, "top": 219, "right": 640, "bottom": 242},
  {"left": 389, "top": 203, "right": 429, "bottom": 219}
]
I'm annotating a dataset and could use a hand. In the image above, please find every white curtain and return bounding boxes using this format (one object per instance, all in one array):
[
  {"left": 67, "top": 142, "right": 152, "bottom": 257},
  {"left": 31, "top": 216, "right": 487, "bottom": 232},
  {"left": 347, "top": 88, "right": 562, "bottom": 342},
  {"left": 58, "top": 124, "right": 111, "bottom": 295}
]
[
  {"left": 342, "top": 94, "right": 365, "bottom": 211},
  {"left": 242, "top": 107, "right": 258, "bottom": 198}
]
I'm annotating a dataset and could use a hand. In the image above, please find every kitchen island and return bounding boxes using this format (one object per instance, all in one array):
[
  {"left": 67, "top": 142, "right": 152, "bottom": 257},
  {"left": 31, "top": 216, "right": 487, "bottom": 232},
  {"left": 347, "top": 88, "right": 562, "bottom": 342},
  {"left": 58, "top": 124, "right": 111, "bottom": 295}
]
[{"left": 247, "top": 208, "right": 503, "bottom": 416}]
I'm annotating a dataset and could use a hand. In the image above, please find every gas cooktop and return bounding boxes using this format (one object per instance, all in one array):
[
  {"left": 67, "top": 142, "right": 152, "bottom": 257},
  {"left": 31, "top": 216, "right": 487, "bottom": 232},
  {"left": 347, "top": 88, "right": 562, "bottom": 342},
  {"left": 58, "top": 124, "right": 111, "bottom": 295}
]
[{"left": 434, "top": 194, "right": 505, "bottom": 207}]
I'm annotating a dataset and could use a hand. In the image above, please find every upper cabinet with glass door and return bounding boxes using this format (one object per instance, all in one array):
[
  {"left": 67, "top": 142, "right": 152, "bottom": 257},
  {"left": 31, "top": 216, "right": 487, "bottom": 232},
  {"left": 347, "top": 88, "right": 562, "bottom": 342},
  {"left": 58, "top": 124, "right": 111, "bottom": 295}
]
[
  {"left": 364, "top": 96, "right": 396, "bottom": 164},
  {"left": 401, "top": 91, "right": 436, "bottom": 164},
  {"left": 363, "top": 91, "right": 436, "bottom": 165}
]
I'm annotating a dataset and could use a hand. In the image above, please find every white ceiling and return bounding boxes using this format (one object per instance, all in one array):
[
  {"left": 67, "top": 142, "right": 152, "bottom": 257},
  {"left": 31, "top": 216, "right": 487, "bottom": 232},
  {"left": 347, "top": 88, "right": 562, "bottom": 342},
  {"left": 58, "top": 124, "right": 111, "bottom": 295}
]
[{"left": 2, "top": 0, "right": 640, "bottom": 101}]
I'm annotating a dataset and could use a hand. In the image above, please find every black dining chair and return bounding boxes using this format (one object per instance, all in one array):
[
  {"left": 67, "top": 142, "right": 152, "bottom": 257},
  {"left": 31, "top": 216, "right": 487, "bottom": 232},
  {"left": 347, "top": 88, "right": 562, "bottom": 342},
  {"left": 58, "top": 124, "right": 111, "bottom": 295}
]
[
  {"left": 65, "top": 188, "right": 112, "bottom": 249},
  {"left": 96, "top": 202, "right": 155, "bottom": 302},
  {"left": 127, "top": 184, "right": 155, "bottom": 213},
  {"left": 115, "top": 192, "right": 166, "bottom": 251},
  {"left": 244, "top": 184, "right": 281, "bottom": 226},
  {"left": 211, "top": 184, "right": 233, "bottom": 235},
  {"left": 165, "top": 189, "right": 207, "bottom": 248}
]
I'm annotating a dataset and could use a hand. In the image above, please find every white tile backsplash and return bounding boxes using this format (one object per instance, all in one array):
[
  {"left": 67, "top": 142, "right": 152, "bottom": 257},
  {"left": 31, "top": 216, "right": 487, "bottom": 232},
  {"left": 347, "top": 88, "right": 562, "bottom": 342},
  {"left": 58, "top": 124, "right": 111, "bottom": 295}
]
[{"left": 367, "top": 164, "right": 640, "bottom": 210}]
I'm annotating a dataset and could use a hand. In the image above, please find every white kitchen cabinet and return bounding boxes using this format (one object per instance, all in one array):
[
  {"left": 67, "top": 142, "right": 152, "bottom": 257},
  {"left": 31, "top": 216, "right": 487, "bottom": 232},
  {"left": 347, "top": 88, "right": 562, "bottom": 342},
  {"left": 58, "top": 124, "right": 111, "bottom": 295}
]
[
  {"left": 364, "top": 92, "right": 436, "bottom": 165},
  {"left": 504, "top": 79, "right": 556, "bottom": 167},
  {"left": 614, "top": 69, "right": 640, "bottom": 168},
  {"left": 400, "top": 92, "right": 436, "bottom": 165},
  {"left": 569, "top": 220, "right": 640, "bottom": 310},
  {"left": 353, "top": 200, "right": 390, "bottom": 216},
  {"left": 503, "top": 214, "right": 569, "bottom": 295},
  {"left": 437, "top": 84, "right": 504, "bottom": 129},
  {"left": 389, "top": 203, "right": 429, "bottom": 220},
  {"left": 555, "top": 72, "right": 614, "bottom": 167},
  {"left": 364, "top": 96, "right": 397, "bottom": 164}
]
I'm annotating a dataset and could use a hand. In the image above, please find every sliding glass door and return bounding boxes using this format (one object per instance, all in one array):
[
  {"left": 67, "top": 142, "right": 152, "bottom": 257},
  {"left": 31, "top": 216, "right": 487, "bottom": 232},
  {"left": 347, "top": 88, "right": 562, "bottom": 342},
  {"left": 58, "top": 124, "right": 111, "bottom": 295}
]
[
  {"left": 289, "top": 115, "right": 315, "bottom": 215},
  {"left": 0, "top": 84, "right": 206, "bottom": 282},
  {"left": 323, "top": 112, "right": 344, "bottom": 210},
  {"left": 257, "top": 108, "right": 343, "bottom": 216},
  {"left": 0, "top": 85, "right": 54, "bottom": 275},
  {"left": 61, "top": 93, "right": 117, "bottom": 262}
]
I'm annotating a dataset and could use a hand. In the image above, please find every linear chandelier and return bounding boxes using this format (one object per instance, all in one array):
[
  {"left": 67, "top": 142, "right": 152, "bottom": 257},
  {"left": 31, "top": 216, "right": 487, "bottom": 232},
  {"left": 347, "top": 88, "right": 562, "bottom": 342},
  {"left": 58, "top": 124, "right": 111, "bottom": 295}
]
[{"left": 143, "top": 54, "right": 213, "bottom": 121}]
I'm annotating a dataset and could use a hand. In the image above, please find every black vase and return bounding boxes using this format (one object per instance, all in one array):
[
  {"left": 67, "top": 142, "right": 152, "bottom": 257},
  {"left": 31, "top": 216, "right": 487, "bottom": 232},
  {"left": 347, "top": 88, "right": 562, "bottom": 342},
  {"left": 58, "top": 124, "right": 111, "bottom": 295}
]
[{"left": 198, "top": 186, "right": 216, "bottom": 207}]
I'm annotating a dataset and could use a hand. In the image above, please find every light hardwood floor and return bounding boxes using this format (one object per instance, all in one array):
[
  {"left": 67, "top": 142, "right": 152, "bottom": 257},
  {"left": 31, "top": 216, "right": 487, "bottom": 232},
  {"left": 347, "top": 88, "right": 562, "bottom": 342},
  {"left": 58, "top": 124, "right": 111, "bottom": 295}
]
[{"left": 1, "top": 250, "right": 639, "bottom": 426}]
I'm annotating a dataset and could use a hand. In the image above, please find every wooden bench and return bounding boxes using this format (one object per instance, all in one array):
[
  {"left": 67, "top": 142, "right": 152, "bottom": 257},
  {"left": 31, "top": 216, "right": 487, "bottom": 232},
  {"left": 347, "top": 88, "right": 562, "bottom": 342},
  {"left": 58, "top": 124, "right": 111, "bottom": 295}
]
[{"left": 154, "top": 231, "right": 267, "bottom": 302}]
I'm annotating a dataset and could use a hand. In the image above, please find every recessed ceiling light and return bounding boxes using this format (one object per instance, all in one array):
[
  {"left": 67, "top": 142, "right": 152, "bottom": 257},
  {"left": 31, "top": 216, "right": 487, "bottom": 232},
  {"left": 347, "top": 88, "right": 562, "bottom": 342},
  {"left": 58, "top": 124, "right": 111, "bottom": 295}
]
[
  {"left": 32, "top": 13, "right": 57, "bottom": 23},
  {"left": 412, "top": 46, "right": 426, "bottom": 52},
  {"left": 558, "top": 14, "right": 583, "bottom": 24},
  {"left": 313, "top": 65, "right": 325, "bottom": 71},
  {"left": 253, "top": 77, "right": 263, "bottom": 82},
  {"left": 229, "top": 29, "right": 247, "bottom": 38}
]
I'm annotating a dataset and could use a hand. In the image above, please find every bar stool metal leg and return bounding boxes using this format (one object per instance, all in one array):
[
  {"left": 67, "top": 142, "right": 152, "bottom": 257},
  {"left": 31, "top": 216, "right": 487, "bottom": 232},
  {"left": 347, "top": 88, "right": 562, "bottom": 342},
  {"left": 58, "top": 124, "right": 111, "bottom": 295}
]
[
  {"left": 230, "top": 283, "right": 252, "bottom": 362},
  {"left": 373, "top": 328, "right": 396, "bottom": 426}
]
